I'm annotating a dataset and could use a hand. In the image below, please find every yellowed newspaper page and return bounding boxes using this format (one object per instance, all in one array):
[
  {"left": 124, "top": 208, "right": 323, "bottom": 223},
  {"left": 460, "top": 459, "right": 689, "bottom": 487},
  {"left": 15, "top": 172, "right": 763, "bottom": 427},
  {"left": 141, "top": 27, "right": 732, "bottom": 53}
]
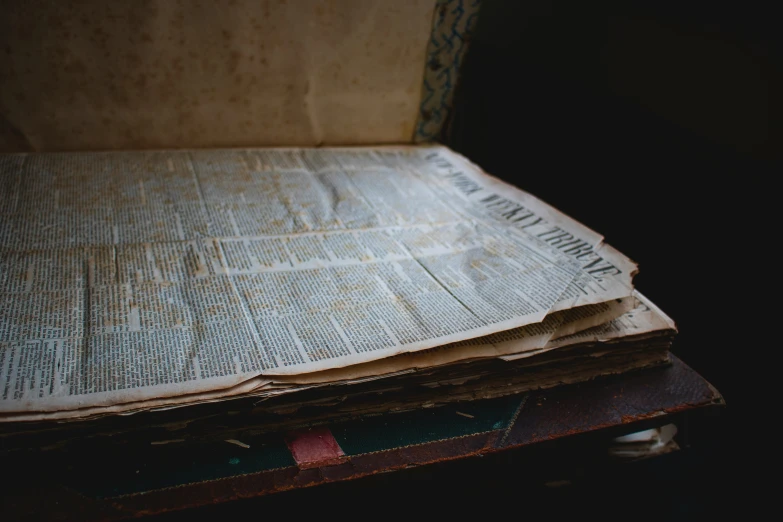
[
  {"left": 0, "top": 146, "right": 636, "bottom": 414},
  {"left": 0, "top": 0, "right": 437, "bottom": 151}
]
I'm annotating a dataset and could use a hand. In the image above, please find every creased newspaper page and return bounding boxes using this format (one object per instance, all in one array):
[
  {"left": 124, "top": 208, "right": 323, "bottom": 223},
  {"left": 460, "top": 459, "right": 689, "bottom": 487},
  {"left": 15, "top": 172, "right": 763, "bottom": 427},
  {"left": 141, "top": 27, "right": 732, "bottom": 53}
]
[
  {"left": 270, "top": 296, "right": 638, "bottom": 385},
  {"left": 500, "top": 292, "right": 676, "bottom": 361},
  {"left": 1, "top": 296, "right": 636, "bottom": 422},
  {"left": 0, "top": 146, "right": 636, "bottom": 414}
]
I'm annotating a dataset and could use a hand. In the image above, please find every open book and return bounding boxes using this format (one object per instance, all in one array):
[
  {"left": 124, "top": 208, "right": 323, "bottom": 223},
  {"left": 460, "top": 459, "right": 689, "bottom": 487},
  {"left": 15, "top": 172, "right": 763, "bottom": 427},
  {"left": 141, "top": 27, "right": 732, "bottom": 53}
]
[{"left": 0, "top": 145, "right": 676, "bottom": 424}]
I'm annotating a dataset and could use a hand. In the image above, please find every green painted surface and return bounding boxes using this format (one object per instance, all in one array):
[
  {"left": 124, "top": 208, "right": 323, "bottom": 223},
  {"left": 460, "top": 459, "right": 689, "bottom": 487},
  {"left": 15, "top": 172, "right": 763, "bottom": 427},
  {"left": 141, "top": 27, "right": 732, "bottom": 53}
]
[
  {"left": 331, "top": 394, "right": 523, "bottom": 456},
  {"left": 74, "top": 394, "right": 524, "bottom": 498},
  {"left": 78, "top": 433, "right": 295, "bottom": 499}
]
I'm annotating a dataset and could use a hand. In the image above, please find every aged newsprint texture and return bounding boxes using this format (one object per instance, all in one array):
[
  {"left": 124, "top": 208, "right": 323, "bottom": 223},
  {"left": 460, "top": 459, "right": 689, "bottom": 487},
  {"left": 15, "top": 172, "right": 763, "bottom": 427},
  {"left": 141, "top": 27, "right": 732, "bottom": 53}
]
[
  {"left": 4, "top": 292, "right": 676, "bottom": 422},
  {"left": 0, "top": 146, "right": 637, "bottom": 414},
  {"left": 0, "top": 0, "right": 438, "bottom": 151}
]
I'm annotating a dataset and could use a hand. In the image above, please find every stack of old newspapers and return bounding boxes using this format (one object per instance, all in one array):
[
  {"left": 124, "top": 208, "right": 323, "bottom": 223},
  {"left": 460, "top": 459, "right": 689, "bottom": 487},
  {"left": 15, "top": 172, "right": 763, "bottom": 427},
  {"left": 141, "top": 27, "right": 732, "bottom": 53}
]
[{"left": 0, "top": 146, "right": 676, "bottom": 426}]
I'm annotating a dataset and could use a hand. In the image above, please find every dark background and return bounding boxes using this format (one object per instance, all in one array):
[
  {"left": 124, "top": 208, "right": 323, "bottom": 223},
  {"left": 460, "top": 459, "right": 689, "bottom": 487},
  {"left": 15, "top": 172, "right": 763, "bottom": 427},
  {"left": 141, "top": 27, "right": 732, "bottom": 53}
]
[
  {"left": 445, "top": 0, "right": 772, "bottom": 408},
  {"left": 440, "top": 0, "right": 767, "bottom": 515}
]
